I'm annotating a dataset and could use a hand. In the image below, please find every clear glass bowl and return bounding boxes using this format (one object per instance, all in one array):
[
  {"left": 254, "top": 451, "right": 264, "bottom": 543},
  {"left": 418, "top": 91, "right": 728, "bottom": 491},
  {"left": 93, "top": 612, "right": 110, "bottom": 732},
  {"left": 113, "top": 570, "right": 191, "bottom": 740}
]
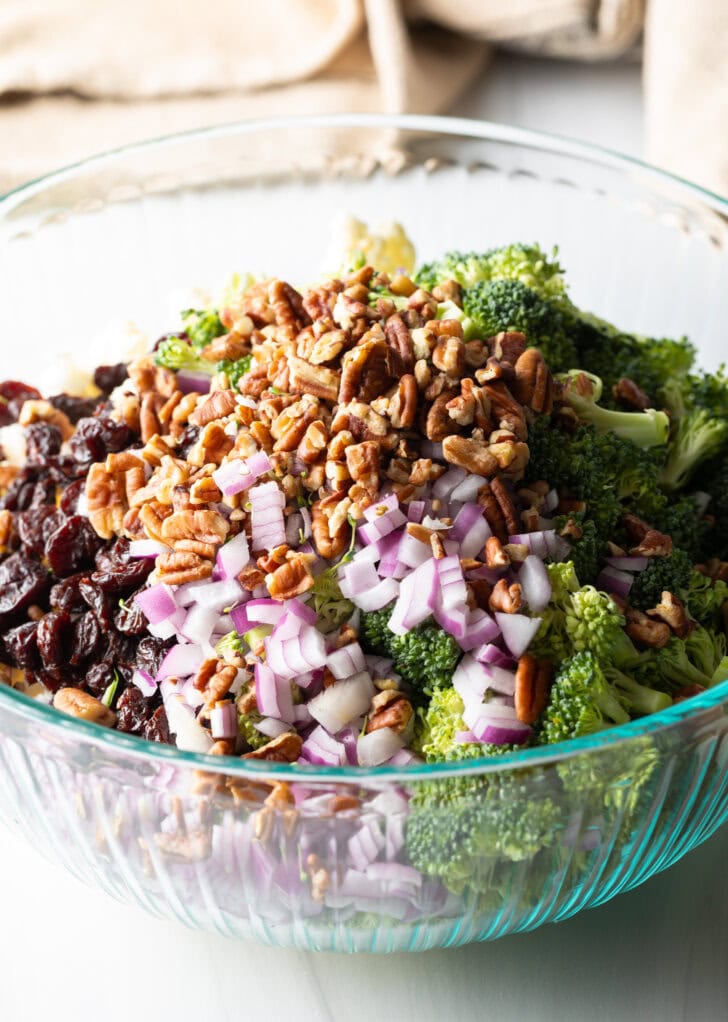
[{"left": 0, "top": 115, "right": 726, "bottom": 952}]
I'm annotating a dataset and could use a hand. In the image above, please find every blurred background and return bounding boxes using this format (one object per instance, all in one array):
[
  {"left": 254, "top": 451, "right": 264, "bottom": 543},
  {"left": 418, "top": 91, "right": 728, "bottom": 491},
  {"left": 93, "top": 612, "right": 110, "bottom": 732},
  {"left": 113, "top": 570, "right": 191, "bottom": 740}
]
[{"left": 0, "top": 0, "right": 726, "bottom": 196}]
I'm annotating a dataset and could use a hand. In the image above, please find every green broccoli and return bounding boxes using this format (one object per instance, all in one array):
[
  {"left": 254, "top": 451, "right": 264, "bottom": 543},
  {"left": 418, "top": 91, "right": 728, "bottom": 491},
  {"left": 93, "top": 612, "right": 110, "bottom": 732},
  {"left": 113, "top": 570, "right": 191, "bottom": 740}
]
[
  {"left": 180, "top": 307, "right": 226, "bottom": 349},
  {"left": 538, "top": 651, "right": 670, "bottom": 745},
  {"left": 406, "top": 770, "right": 562, "bottom": 893},
  {"left": 684, "top": 570, "right": 728, "bottom": 630},
  {"left": 217, "top": 354, "right": 253, "bottom": 388},
  {"left": 559, "top": 371, "right": 670, "bottom": 450},
  {"left": 154, "top": 336, "right": 214, "bottom": 374},
  {"left": 628, "top": 549, "right": 693, "bottom": 612},
  {"left": 462, "top": 279, "right": 578, "bottom": 372},
  {"left": 660, "top": 374, "right": 728, "bottom": 490},
  {"left": 633, "top": 624, "right": 728, "bottom": 691},
  {"left": 697, "top": 455, "right": 728, "bottom": 561},
  {"left": 552, "top": 516, "right": 604, "bottom": 587},
  {"left": 360, "top": 606, "right": 461, "bottom": 697},
  {"left": 415, "top": 243, "right": 569, "bottom": 306},
  {"left": 309, "top": 569, "right": 355, "bottom": 634},
  {"left": 413, "top": 687, "right": 521, "bottom": 762},
  {"left": 652, "top": 496, "right": 710, "bottom": 563},
  {"left": 570, "top": 312, "right": 696, "bottom": 408}
]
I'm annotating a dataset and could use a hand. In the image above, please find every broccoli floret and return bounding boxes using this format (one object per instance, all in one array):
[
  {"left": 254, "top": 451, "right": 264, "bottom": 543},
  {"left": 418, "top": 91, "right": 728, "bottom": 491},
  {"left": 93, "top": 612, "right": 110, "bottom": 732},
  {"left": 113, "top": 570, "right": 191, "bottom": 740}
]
[
  {"left": 557, "top": 734, "right": 661, "bottom": 825},
  {"left": 652, "top": 496, "right": 710, "bottom": 563},
  {"left": 530, "top": 563, "right": 635, "bottom": 668},
  {"left": 217, "top": 354, "right": 253, "bottom": 388},
  {"left": 180, "top": 308, "right": 226, "bottom": 349},
  {"left": 462, "top": 279, "right": 577, "bottom": 372},
  {"left": 406, "top": 771, "right": 562, "bottom": 893},
  {"left": 552, "top": 516, "right": 604, "bottom": 587},
  {"left": 628, "top": 549, "right": 693, "bottom": 612},
  {"left": 415, "top": 243, "right": 569, "bottom": 305},
  {"left": 413, "top": 687, "right": 521, "bottom": 762},
  {"left": 538, "top": 651, "right": 670, "bottom": 745},
  {"left": 684, "top": 570, "right": 728, "bottom": 629},
  {"left": 360, "top": 607, "right": 461, "bottom": 696},
  {"left": 660, "top": 373, "right": 728, "bottom": 490},
  {"left": 633, "top": 625, "right": 728, "bottom": 691},
  {"left": 559, "top": 371, "right": 670, "bottom": 450},
  {"left": 309, "top": 569, "right": 354, "bottom": 634},
  {"left": 571, "top": 312, "right": 696, "bottom": 408},
  {"left": 155, "top": 336, "right": 214, "bottom": 374}
]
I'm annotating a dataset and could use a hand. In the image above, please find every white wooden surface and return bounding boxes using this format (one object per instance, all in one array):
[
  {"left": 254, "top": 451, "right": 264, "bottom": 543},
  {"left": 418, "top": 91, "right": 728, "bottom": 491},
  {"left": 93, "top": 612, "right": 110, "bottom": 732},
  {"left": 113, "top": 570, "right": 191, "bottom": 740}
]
[{"left": 1, "top": 54, "right": 726, "bottom": 1022}]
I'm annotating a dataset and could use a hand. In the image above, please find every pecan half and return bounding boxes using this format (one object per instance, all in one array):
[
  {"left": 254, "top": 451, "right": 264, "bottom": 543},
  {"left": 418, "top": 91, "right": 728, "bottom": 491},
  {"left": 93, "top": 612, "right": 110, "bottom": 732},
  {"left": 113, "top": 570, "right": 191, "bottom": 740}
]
[
  {"left": 613, "top": 377, "right": 650, "bottom": 411},
  {"left": 153, "top": 550, "right": 213, "bottom": 585},
  {"left": 384, "top": 313, "right": 415, "bottom": 374},
  {"left": 243, "top": 731, "right": 303, "bottom": 762},
  {"left": 490, "top": 331, "right": 527, "bottom": 365},
  {"left": 345, "top": 440, "right": 380, "bottom": 496},
  {"left": 426, "top": 391, "right": 460, "bottom": 442},
  {"left": 161, "top": 509, "right": 229, "bottom": 546},
  {"left": 189, "top": 389, "right": 237, "bottom": 427},
  {"left": 512, "top": 348, "right": 554, "bottom": 413},
  {"left": 366, "top": 691, "right": 413, "bottom": 734},
  {"left": 287, "top": 355, "right": 341, "bottom": 403},
  {"left": 489, "top": 579, "right": 523, "bottom": 613},
  {"left": 387, "top": 374, "right": 418, "bottom": 429},
  {"left": 514, "top": 654, "right": 553, "bottom": 724},
  {"left": 267, "top": 556, "right": 314, "bottom": 601},
  {"left": 54, "top": 688, "right": 116, "bottom": 727},
  {"left": 647, "top": 591, "right": 693, "bottom": 638},
  {"left": 625, "top": 609, "right": 671, "bottom": 648}
]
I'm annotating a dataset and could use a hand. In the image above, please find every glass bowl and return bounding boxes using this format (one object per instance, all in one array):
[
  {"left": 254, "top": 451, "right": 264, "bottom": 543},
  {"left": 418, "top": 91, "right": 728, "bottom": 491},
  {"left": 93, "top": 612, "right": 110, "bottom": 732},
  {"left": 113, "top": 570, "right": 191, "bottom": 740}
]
[{"left": 0, "top": 115, "right": 726, "bottom": 952}]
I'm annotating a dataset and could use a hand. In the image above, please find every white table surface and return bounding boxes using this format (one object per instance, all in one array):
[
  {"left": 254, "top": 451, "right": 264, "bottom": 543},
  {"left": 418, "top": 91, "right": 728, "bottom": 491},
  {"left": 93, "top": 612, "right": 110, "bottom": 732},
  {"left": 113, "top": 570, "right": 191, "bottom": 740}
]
[{"left": 1, "top": 54, "right": 726, "bottom": 1022}]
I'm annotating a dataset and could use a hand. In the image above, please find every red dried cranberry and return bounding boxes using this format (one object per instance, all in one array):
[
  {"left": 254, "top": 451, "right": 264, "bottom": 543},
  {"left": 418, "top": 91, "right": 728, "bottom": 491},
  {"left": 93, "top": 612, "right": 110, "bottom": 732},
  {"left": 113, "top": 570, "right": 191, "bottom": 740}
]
[
  {"left": 84, "top": 662, "right": 117, "bottom": 698},
  {"left": 0, "top": 381, "right": 43, "bottom": 420},
  {"left": 70, "top": 416, "right": 135, "bottom": 469},
  {"left": 3, "top": 621, "right": 41, "bottom": 671},
  {"left": 69, "top": 612, "right": 103, "bottom": 666},
  {"left": 116, "top": 686, "right": 152, "bottom": 735},
  {"left": 93, "top": 364, "right": 129, "bottom": 395},
  {"left": 114, "top": 598, "right": 148, "bottom": 635},
  {"left": 135, "top": 636, "right": 170, "bottom": 677},
  {"left": 24, "top": 422, "right": 62, "bottom": 463},
  {"left": 94, "top": 537, "right": 131, "bottom": 572},
  {"left": 49, "top": 573, "right": 88, "bottom": 613},
  {"left": 36, "top": 610, "right": 72, "bottom": 670},
  {"left": 16, "top": 507, "right": 63, "bottom": 559},
  {"left": 0, "top": 553, "right": 50, "bottom": 622},
  {"left": 78, "top": 578, "right": 116, "bottom": 629},
  {"left": 144, "top": 706, "right": 172, "bottom": 744},
  {"left": 59, "top": 479, "right": 86, "bottom": 516},
  {"left": 90, "top": 558, "right": 153, "bottom": 594},
  {"left": 47, "top": 394, "right": 98, "bottom": 425},
  {"left": 46, "top": 515, "right": 105, "bottom": 577}
]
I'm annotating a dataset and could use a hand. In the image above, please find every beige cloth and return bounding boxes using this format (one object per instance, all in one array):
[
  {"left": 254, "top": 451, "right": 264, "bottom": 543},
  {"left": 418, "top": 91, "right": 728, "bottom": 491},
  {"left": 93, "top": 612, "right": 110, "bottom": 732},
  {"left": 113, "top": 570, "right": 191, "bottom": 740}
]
[{"left": 0, "top": 0, "right": 725, "bottom": 197}]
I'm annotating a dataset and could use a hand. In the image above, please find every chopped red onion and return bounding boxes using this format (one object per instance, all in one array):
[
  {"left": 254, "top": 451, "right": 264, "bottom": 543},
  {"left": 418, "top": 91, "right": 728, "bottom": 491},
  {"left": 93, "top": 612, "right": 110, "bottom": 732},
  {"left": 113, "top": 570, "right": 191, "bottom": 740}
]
[
  {"left": 347, "top": 821, "right": 385, "bottom": 870},
  {"left": 128, "top": 539, "right": 170, "bottom": 559},
  {"left": 455, "top": 729, "right": 479, "bottom": 744},
  {"left": 215, "top": 531, "right": 250, "bottom": 579},
  {"left": 213, "top": 452, "right": 272, "bottom": 497},
  {"left": 254, "top": 716, "right": 290, "bottom": 739},
  {"left": 293, "top": 703, "right": 313, "bottom": 726},
  {"left": 453, "top": 655, "right": 491, "bottom": 704},
  {"left": 300, "top": 725, "right": 348, "bottom": 766},
  {"left": 450, "top": 474, "right": 486, "bottom": 503},
  {"left": 347, "top": 577, "right": 400, "bottom": 613},
  {"left": 254, "top": 662, "right": 295, "bottom": 723},
  {"left": 358, "top": 497, "right": 408, "bottom": 545},
  {"left": 133, "top": 583, "right": 176, "bottom": 625},
  {"left": 450, "top": 503, "right": 491, "bottom": 558},
  {"left": 157, "top": 643, "right": 206, "bottom": 681},
  {"left": 327, "top": 642, "right": 366, "bottom": 680},
  {"left": 339, "top": 555, "right": 380, "bottom": 598},
  {"left": 436, "top": 555, "right": 468, "bottom": 611},
  {"left": 605, "top": 555, "right": 649, "bottom": 572},
  {"left": 388, "top": 557, "right": 438, "bottom": 635},
  {"left": 471, "top": 643, "right": 514, "bottom": 667},
  {"left": 396, "top": 529, "right": 431, "bottom": 569},
  {"left": 432, "top": 466, "right": 467, "bottom": 500},
  {"left": 147, "top": 606, "right": 186, "bottom": 640},
  {"left": 183, "top": 577, "right": 244, "bottom": 614},
  {"left": 357, "top": 726, "right": 405, "bottom": 766},
  {"left": 265, "top": 624, "right": 328, "bottom": 679},
  {"left": 376, "top": 530, "right": 409, "bottom": 579},
  {"left": 457, "top": 608, "right": 500, "bottom": 650},
  {"left": 131, "top": 669, "right": 157, "bottom": 698},
  {"left": 249, "top": 480, "right": 286, "bottom": 551},
  {"left": 596, "top": 566, "right": 634, "bottom": 598},
  {"left": 509, "top": 529, "right": 571, "bottom": 562},
  {"left": 307, "top": 672, "right": 375, "bottom": 733},
  {"left": 180, "top": 604, "right": 219, "bottom": 646},
  {"left": 406, "top": 500, "right": 426, "bottom": 524},
  {"left": 386, "top": 748, "right": 421, "bottom": 766},
  {"left": 543, "top": 488, "right": 559, "bottom": 513},
  {"left": 518, "top": 555, "right": 552, "bottom": 612},
  {"left": 176, "top": 369, "right": 212, "bottom": 395},
  {"left": 482, "top": 664, "right": 517, "bottom": 696},
  {"left": 495, "top": 612, "right": 542, "bottom": 658},
  {"left": 231, "top": 598, "right": 285, "bottom": 635},
  {"left": 161, "top": 693, "right": 213, "bottom": 753},
  {"left": 210, "top": 702, "right": 238, "bottom": 740}
]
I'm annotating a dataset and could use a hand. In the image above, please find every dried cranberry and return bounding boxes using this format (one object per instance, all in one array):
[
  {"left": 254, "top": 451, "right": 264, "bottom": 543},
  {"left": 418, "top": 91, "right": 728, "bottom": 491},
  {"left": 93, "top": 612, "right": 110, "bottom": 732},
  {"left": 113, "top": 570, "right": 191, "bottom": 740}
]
[
  {"left": 46, "top": 515, "right": 105, "bottom": 577},
  {"left": 85, "top": 662, "right": 117, "bottom": 698},
  {"left": 48, "top": 394, "right": 98, "bottom": 425},
  {"left": 104, "top": 630, "right": 138, "bottom": 668},
  {"left": 0, "top": 469, "right": 39, "bottom": 512},
  {"left": 78, "top": 578, "right": 116, "bottom": 630},
  {"left": 135, "top": 636, "right": 170, "bottom": 677},
  {"left": 49, "top": 573, "right": 87, "bottom": 613},
  {"left": 0, "top": 381, "right": 42, "bottom": 420},
  {"left": 114, "top": 598, "right": 148, "bottom": 635},
  {"left": 69, "top": 612, "right": 103, "bottom": 666},
  {"left": 94, "top": 537, "right": 130, "bottom": 572},
  {"left": 0, "top": 553, "right": 50, "bottom": 622},
  {"left": 93, "top": 363, "right": 129, "bottom": 395},
  {"left": 46, "top": 455, "right": 85, "bottom": 485},
  {"left": 29, "top": 477, "right": 57, "bottom": 509},
  {"left": 16, "top": 507, "right": 63, "bottom": 559},
  {"left": 59, "top": 479, "right": 86, "bottom": 516},
  {"left": 4, "top": 621, "right": 41, "bottom": 671},
  {"left": 90, "top": 558, "right": 153, "bottom": 594},
  {"left": 36, "top": 610, "right": 72, "bottom": 670},
  {"left": 24, "top": 422, "right": 62, "bottom": 463},
  {"left": 116, "top": 686, "right": 152, "bottom": 735},
  {"left": 144, "top": 706, "right": 172, "bottom": 744},
  {"left": 177, "top": 424, "right": 200, "bottom": 458},
  {"left": 0, "top": 403, "right": 13, "bottom": 428},
  {"left": 70, "top": 416, "right": 134, "bottom": 469}
]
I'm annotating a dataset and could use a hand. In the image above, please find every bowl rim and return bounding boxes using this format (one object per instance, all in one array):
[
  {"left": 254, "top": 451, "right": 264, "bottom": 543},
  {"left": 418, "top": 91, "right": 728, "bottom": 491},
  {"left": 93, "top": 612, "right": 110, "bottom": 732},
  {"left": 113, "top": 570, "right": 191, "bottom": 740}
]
[{"left": 1, "top": 111, "right": 726, "bottom": 783}]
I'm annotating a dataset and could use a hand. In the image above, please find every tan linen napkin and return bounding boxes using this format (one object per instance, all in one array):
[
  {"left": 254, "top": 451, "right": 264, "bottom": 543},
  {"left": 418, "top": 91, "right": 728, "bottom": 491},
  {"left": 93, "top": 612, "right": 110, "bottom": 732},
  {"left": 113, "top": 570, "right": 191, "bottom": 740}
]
[{"left": 0, "top": 0, "right": 726, "bottom": 197}]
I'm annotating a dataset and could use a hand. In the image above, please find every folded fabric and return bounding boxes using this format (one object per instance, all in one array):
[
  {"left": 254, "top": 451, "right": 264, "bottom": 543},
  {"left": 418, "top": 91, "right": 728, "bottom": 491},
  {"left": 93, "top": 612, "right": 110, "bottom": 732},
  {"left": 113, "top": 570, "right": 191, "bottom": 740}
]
[{"left": 0, "top": 0, "right": 725, "bottom": 197}]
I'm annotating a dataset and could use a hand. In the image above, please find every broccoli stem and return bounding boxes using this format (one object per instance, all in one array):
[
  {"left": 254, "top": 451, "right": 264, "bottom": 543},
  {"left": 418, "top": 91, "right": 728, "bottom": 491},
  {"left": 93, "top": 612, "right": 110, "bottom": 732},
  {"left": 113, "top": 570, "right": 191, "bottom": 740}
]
[
  {"left": 559, "top": 370, "right": 670, "bottom": 450},
  {"left": 605, "top": 666, "right": 672, "bottom": 716}
]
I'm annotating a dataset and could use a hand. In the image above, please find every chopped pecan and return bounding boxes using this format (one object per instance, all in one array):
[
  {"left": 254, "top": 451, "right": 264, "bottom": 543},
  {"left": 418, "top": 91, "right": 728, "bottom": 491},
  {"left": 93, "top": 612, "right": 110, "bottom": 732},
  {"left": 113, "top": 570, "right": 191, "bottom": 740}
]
[
  {"left": 266, "top": 556, "right": 314, "bottom": 601},
  {"left": 514, "top": 655, "right": 553, "bottom": 724},
  {"left": 490, "top": 477, "right": 520, "bottom": 536},
  {"left": 630, "top": 529, "right": 673, "bottom": 558},
  {"left": 190, "top": 476, "right": 222, "bottom": 505},
  {"left": 174, "top": 539, "right": 217, "bottom": 559},
  {"left": 189, "top": 389, "right": 237, "bottom": 427},
  {"left": 488, "top": 579, "right": 523, "bottom": 614},
  {"left": 625, "top": 609, "right": 672, "bottom": 648},
  {"left": 329, "top": 794, "right": 360, "bottom": 813},
  {"left": 613, "top": 376, "right": 650, "bottom": 411},
  {"left": 287, "top": 355, "right": 341, "bottom": 403},
  {"left": 485, "top": 536, "right": 510, "bottom": 568},
  {"left": 432, "top": 335, "right": 465, "bottom": 377},
  {"left": 387, "top": 374, "right": 418, "bottom": 429},
  {"left": 54, "top": 688, "right": 116, "bottom": 728},
  {"left": 243, "top": 731, "right": 303, "bottom": 762},
  {"left": 647, "top": 591, "right": 693, "bottom": 638},
  {"left": 512, "top": 348, "right": 554, "bottom": 414},
  {"left": 161, "top": 509, "right": 229, "bottom": 546},
  {"left": 194, "top": 659, "right": 238, "bottom": 706},
  {"left": 442, "top": 435, "right": 499, "bottom": 476},
  {"left": 0, "top": 509, "right": 13, "bottom": 550},
  {"left": 384, "top": 313, "right": 415, "bottom": 374},
  {"left": 140, "top": 392, "right": 162, "bottom": 443},
  {"left": 238, "top": 362, "right": 270, "bottom": 398},
  {"left": 153, "top": 550, "right": 213, "bottom": 585},
  {"left": 490, "top": 331, "right": 527, "bottom": 365},
  {"left": 425, "top": 391, "right": 460, "bottom": 441},
  {"left": 345, "top": 441, "right": 380, "bottom": 495},
  {"left": 188, "top": 421, "right": 234, "bottom": 466},
  {"left": 366, "top": 691, "right": 413, "bottom": 734},
  {"left": 311, "top": 494, "right": 351, "bottom": 559},
  {"left": 332, "top": 401, "right": 389, "bottom": 443},
  {"left": 201, "top": 333, "right": 250, "bottom": 362},
  {"left": 269, "top": 279, "right": 310, "bottom": 334},
  {"left": 308, "top": 329, "right": 348, "bottom": 365},
  {"left": 138, "top": 501, "right": 173, "bottom": 543},
  {"left": 154, "top": 831, "right": 211, "bottom": 863},
  {"left": 85, "top": 463, "right": 126, "bottom": 539},
  {"left": 339, "top": 335, "right": 390, "bottom": 404}
]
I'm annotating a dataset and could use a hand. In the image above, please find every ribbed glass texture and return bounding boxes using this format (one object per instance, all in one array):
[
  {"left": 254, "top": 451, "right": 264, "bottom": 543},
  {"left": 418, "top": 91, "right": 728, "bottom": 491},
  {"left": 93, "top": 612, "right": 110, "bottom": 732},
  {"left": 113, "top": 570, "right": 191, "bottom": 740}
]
[{"left": 0, "top": 116, "right": 726, "bottom": 951}]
